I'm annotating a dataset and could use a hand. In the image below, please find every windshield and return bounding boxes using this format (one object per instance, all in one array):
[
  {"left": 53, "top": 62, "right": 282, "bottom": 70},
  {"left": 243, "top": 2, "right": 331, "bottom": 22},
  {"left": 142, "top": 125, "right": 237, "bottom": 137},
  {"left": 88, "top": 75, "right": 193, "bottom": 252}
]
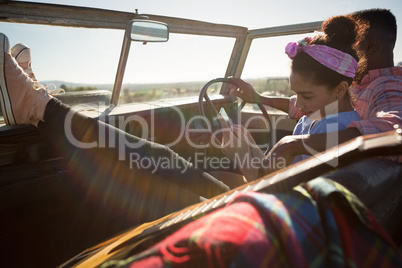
[
  {"left": 0, "top": 22, "right": 236, "bottom": 123},
  {"left": 120, "top": 33, "right": 235, "bottom": 104}
]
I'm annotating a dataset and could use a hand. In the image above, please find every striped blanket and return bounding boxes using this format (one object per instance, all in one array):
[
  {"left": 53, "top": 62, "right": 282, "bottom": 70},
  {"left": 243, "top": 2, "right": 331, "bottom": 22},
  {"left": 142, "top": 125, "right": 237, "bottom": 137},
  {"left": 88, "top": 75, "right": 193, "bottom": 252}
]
[{"left": 103, "top": 178, "right": 401, "bottom": 267}]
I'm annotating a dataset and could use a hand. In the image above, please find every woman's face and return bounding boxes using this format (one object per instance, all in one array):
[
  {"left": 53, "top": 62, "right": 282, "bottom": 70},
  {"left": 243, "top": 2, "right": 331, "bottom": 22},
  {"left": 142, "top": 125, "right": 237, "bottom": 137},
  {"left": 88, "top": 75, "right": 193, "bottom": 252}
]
[{"left": 290, "top": 72, "right": 338, "bottom": 120}]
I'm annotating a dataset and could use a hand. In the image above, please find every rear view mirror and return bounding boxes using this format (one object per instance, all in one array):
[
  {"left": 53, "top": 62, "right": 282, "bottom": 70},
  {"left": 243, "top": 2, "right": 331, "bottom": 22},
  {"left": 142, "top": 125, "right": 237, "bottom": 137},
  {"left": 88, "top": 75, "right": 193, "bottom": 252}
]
[{"left": 130, "top": 20, "right": 169, "bottom": 42}]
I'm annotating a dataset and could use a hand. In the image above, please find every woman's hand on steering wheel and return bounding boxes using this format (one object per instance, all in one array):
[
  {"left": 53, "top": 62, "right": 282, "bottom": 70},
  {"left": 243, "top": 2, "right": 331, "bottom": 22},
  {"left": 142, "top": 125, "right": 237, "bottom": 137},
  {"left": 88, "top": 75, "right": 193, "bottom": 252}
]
[
  {"left": 228, "top": 78, "right": 261, "bottom": 104},
  {"left": 198, "top": 77, "right": 274, "bottom": 156}
]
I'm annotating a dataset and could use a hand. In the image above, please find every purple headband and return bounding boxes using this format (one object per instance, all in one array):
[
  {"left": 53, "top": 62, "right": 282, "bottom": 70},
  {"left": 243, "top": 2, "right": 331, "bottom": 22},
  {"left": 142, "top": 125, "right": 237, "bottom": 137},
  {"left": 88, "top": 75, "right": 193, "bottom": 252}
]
[{"left": 285, "top": 38, "right": 358, "bottom": 78}]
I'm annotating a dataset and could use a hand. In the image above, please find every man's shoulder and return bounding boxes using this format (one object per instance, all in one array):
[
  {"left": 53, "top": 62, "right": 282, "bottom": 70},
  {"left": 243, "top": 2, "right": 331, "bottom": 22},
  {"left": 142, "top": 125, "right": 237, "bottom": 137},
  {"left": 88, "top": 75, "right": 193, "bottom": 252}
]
[
  {"left": 370, "top": 67, "right": 402, "bottom": 83},
  {"left": 356, "top": 67, "right": 402, "bottom": 95}
]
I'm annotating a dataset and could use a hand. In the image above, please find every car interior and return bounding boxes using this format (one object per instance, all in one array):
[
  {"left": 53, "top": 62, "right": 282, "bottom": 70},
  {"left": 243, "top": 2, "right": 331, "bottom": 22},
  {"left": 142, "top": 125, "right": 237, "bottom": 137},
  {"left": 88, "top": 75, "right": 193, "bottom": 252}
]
[{"left": 0, "top": 2, "right": 401, "bottom": 267}]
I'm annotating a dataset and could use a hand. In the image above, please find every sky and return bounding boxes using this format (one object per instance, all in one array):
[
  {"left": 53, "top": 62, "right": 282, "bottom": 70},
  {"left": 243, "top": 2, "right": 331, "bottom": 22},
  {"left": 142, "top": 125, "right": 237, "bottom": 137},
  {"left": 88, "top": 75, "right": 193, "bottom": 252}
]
[{"left": 2, "top": 0, "right": 402, "bottom": 85}]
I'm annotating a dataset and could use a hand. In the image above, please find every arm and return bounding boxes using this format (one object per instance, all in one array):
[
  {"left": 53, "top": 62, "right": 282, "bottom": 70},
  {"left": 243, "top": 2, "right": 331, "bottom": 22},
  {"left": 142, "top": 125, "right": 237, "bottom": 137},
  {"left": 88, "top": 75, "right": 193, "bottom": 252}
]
[
  {"left": 260, "top": 127, "right": 362, "bottom": 174},
  {"left": 228, "top": 78, "right": 291, "bottom": 114},
  {"left": 347, "top": 81, "right": 402, "bottom": 162},
  {"left": 217, "top": 116, "right": 265, "bottom": 181},
  {"left": 348, "top": 85, "right": 402, "bottom": 135},
  {"left": 291, "top": 127, "right": 361, "bottom": 154}
]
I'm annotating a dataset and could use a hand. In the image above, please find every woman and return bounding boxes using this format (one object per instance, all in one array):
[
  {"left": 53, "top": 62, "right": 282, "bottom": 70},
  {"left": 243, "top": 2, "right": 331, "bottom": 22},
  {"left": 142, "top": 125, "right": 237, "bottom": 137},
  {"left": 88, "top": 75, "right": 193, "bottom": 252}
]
[{"left": 220, "top": 16, "right": 362, "bottom": 181}]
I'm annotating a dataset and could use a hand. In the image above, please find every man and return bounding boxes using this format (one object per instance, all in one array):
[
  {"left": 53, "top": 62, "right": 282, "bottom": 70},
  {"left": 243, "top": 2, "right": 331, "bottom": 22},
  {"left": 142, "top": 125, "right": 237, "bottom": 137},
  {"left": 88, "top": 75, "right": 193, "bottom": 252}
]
[{"left": 230, "top": 9, "right": 402, "bottom": 206}]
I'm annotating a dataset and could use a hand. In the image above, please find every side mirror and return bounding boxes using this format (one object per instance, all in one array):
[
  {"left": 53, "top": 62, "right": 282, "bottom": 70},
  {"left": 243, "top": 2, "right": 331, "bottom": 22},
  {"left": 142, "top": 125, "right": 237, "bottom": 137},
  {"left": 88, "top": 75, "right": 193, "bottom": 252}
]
[{"left": 130, "top": 20, "right": 169, "bottom": 42}]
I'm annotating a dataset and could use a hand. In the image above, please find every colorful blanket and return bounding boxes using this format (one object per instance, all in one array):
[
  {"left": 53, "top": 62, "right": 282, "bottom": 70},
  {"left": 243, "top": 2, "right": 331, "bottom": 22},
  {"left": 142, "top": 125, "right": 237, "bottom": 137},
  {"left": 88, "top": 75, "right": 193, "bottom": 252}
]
[{"left": 103, "top": 178, "right": 401, "bottom": 267}]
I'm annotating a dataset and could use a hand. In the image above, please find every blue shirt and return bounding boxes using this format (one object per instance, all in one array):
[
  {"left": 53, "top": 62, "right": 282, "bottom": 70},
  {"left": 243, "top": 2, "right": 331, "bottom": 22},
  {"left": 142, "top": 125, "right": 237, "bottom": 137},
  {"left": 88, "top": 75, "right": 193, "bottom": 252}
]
[{"left": 292, "top": 111, "right": 361, "bottom": 163}]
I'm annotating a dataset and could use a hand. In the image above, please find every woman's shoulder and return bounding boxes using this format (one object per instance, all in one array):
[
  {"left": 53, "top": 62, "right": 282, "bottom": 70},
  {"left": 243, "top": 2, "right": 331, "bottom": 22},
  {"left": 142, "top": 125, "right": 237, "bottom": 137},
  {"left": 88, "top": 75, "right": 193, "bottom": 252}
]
[
  {"left": 324, "top": 111, "right": 361, "bottom": 122},
  {"left": 293, "top": 115, "right": 314, "bottom": 135},
  {"left": 312, "top": 111, "right": 361, "bottom": 133}
]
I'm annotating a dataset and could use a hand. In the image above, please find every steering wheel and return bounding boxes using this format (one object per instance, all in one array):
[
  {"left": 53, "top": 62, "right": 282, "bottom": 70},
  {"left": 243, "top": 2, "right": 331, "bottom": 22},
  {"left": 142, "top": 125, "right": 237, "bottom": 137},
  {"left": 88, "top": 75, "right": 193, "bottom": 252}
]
[{"left": 198, "top": 78, "right": 274, "bottom": 153}]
